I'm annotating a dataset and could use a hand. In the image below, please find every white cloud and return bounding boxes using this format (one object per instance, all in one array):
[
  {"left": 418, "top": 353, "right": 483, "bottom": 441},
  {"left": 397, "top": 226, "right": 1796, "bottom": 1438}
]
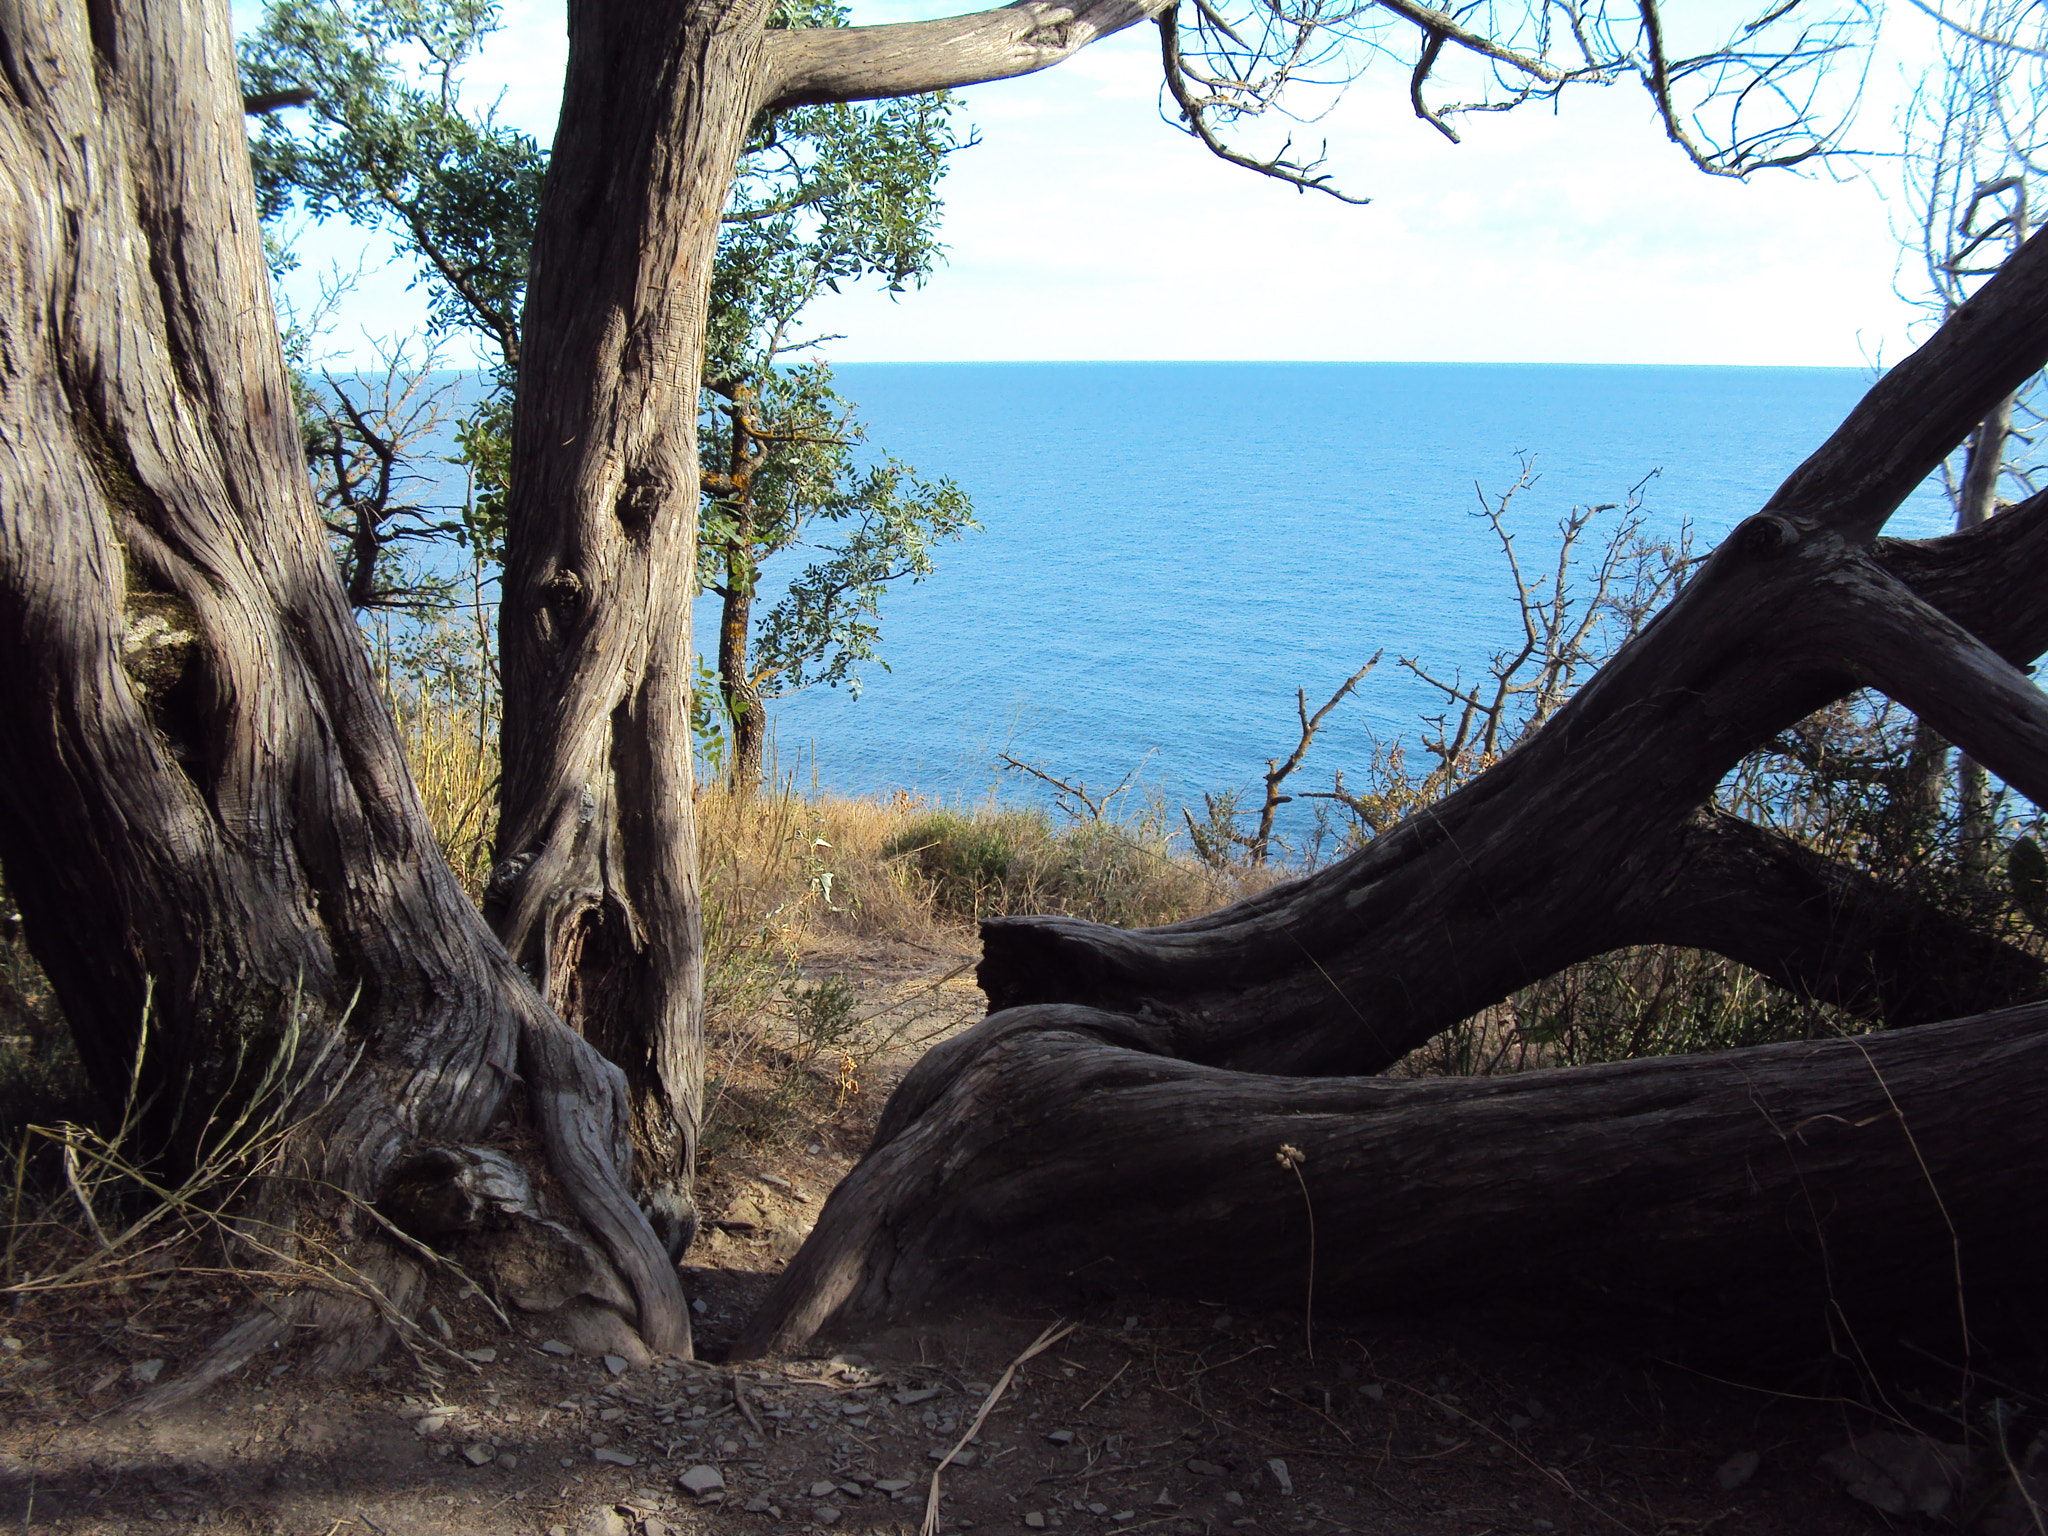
[{"left": 245, "top": 0, "right": 1946, "bottom": 367}]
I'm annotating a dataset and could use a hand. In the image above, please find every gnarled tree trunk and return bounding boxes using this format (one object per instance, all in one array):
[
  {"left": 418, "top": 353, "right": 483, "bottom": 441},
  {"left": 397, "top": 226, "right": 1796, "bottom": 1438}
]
[
  {"left": 735, "top": 227, "right": 2048, "bottom": 1359},
  {"left": 486, "top": 0, "right": 1176, "bottom": 1255},
  {"left": 0, "top": 0, "right": 685, "bottom": 1387}
]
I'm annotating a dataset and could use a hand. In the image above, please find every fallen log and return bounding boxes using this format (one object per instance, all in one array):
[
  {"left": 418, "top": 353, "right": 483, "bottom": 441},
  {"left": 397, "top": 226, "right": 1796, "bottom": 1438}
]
[
  {"left": 736, "top": 227, "right": 2048, "bottom": 1360},
  {"left": 735, "top": 999, "right": 2048, "bottom": 1359}
]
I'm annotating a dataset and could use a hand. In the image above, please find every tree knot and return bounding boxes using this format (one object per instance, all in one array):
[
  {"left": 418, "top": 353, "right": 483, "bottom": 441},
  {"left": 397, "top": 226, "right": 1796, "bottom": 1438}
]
[
  {"left": 488, "top": 850, "right": 538, "bottom": 899},
  {"left": 1737, "top": 513, "right": 1799, "bottom": 559}
]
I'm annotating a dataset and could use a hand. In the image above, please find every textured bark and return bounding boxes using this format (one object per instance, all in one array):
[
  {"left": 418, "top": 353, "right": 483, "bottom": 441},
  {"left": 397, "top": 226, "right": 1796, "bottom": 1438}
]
[
  {"left": 0, "top": 0, "right": 685, "bottom": 1371},
  {"left": 1638, "top": 812, "right": 2047, "bottom": 1026},
  {"left": 489, "top": 0, "right": 1172, "bottom": 1250},
  {"left": 735, "top": 1000, "right": 2048, "bottom": 1359},
  {"left": 762, "top": 0, "right": 1174, "bottom": 107},
  {"left": 491, "top": 0, "right": 779, "bottom": 1257},
  {"left": 736, "top": 228, "right": 2048, "bottom": 1357}
]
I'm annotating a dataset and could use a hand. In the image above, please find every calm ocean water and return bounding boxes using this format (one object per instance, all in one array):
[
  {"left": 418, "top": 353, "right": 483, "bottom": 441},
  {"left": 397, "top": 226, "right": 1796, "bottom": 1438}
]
[{"left": 709, "top": 362, "right": 1952, "bottom": 818}]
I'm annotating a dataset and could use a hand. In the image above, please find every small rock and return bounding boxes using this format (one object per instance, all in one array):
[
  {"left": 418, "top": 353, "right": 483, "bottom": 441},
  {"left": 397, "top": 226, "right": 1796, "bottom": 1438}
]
[
  {"left": 604, "top": 1354, "right": 629, "bottom": 1377},
  {"left": 464, "top": 1443, "right": 496, "bottom": 1466},
  {"left": 594, "top": 1448, "right": 639, "bottom": 1466},
  {"left": 462, "top": 1348, "right": 498, "bottom": 1364},
  {"left": 1504, "top": 1413, "right": 1531, "bottom": 1432},
  {"left": 678, "top": 1466, "right": 726, "bottom": 1497},
  {"left": 130, "top": 1358, "right": 165, "bottom": 1385},
  {"left": 813, "top": 1506, "right": 841, "bottom": 1526},
  {"left": 1113, "top": 1512, "right": 1136, "bottom": 1524},
  {"left": 1087, "top": 1503, "right": 1109, "bottom": 1516},
  {"left": 0, "top": 1338, "right": 18, "bottom": 1352},
  {"left": 1223, "top": 1492, "right": 1244, "bottom": 1508},
  {"left": 1024, "top": 1513, "right": 1046, "bottom": 1529},
  {"left": 1153, "top": 1489, "right": 1176, "bottom": 1508},
  {"left": 842, "top": 1400, "right": 871, "bottom": 1416},
  {"left": 1186, "top": 1460, "right": 1224, "bottom": 1477},
  {"left": 415, "top": 1412, "right": 450, "bottom": 1437},
  {"left": 1360, "top": 1383, "right": 1385, "bottom": 1403},
  {"left": 932, "top": 1448, "right": 978, "bottom": 1468},
  {"left": 498, "top": 1452, "right": 519, "bottom": 1471},
  {"left": 718, "top": 1438, "right": 741, "bottom": 1455},
  {"left": 810, "top": 1481, "right": 838, "bottom": 1499},
  {"left": 1266, "top": 1459, "right": 1293, "bottom": 1496},
  {"left": 839, "top": 1483, "right": 865, "bottom": 1499},
  {"left": 646, "top": 1522, "right": 674, "bottom": 1536},
  {"left": 1045, "top": 1430, "right": 1075, "bottom": 1446},
  {"left": 692, "top": 1299, "right": 709, "bottom": 1315},
  {"left": 1717, "top": 1451, "right": 1760, "bottom": 1490},
  {"left": 743, "top": 1496, "right": 774, "bottom": 1513},
  {"left": 895, "top": 1387, "right": 941, "bottom": 1405},
  {"left": 964, "top": 1380, "right": 992, "bottom": 1394},
  {"left": 541, "top": 1339, "right": 576, "bottom": 1357},
  {"left": 875, "top": 1479, "right": 912, "bottom": 1493}
]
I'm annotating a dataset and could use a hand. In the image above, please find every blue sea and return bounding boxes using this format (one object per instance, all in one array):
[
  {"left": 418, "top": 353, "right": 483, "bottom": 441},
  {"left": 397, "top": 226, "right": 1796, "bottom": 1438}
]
[{"left": 710, "top": 362, "right": 1953, "bottom": 820}]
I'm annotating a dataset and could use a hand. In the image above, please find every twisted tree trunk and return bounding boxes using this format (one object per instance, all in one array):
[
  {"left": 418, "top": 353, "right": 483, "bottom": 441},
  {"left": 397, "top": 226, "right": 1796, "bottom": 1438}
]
[
  {"left": 735, "top": 228, "right": 2048, "bottom": 1359},
  {"left": 485, "top": 0, "right": 1177, "bottom": 1254},
  {"left": 0, "top": 0, "right": 686, "bottom": 1386}
]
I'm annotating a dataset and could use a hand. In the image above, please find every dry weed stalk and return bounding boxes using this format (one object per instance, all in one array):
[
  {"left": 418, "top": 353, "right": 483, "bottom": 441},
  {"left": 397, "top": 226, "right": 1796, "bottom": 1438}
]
[{"left": 1, "top": 983, "right": 491, "bottom": 1385}]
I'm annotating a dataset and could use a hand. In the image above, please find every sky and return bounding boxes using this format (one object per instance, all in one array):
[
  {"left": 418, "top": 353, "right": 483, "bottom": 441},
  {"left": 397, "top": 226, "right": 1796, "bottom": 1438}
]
[{"left": 249, "top": 0, "right": 1950, "bottom": 369}]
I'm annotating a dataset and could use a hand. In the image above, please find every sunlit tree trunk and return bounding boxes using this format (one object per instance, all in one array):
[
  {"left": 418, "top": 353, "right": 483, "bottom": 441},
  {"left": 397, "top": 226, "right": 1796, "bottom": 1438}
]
[{"left": 0, "top": 0, "right": 686, "bottom": 1382}]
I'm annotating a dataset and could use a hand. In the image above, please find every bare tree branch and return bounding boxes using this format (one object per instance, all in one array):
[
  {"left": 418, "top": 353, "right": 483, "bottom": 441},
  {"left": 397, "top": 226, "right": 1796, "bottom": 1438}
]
[
  {"left": 1157, "top": 15, "right": 1371, "bottom": 201},
  {"left": 764, "top": 0, "right": 1173, "bottom": 109}
]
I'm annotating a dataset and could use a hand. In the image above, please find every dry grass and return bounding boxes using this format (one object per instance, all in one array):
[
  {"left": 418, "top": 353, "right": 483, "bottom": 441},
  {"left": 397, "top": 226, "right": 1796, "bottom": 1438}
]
[
  {"left": 686, "top": 778, "right": 1263, "bottom": 1160},
  {"left": 384, "top": 665, "right": 499, "bottom": 906}
]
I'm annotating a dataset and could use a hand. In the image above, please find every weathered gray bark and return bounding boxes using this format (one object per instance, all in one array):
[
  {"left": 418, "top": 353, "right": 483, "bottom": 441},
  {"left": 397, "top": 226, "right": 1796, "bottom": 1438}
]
[
  {"left": 0, "top": 0, "right": 685, "bottom": 1377},
  {"left": 734, "top": 227, "right": 2048, "bottom": 1358},
  {"left": 487, "top": 0, "right": 1175, "bottom": 1253},
  {"left": 738, "top": 998, "right": 2048, "bottom": 1358}
]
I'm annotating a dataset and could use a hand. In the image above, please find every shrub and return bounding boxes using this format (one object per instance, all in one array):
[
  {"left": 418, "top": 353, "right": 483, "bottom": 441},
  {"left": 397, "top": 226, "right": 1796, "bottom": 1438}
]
[{"left": 882, "top": 809, "right": 1041, "bottom": 918}]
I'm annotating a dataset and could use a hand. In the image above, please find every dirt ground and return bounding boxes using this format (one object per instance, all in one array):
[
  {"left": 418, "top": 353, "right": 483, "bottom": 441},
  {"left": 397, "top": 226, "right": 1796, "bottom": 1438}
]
[{"left": 0, "top": 936, "right": 2032, "bottom": 1536}]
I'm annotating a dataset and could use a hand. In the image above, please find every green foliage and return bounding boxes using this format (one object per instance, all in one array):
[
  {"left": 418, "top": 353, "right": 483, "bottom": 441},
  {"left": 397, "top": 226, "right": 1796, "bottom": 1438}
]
[
  {"left": 242, "top": 0, "right": 976, "bottom": 710},
  {"left": 2010, "top": 835, "right": 2048, "bottom": 927},
  {"left": 705, "top": 363, "right": 977, "bottom": 706},
  {"left": 787, "top": 975, "right": 863, "bottom": 1064},
  {"left": 884, "top": 811, "right": 1030, "bottom": 913},
  {"left": 707, "top": 0, "right": 969, "bottom": 383},
  {"left": 698, "top": 8, "right": 977, "bottom": 742},
  {"left": 884, "top": 805, "right": 1219, "bottom": 926},
  {"left": 452, "top": 384, "right": 512, "bottom": 565},
  {"left": 240, "top": 0, "right": 540, "bottom": 368}
]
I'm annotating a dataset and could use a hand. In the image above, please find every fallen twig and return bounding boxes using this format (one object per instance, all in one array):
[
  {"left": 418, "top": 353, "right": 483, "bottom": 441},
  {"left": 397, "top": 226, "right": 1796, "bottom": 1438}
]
[{"left": 923, "top": 1321, "right": 1075, "bottom": 1536}]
